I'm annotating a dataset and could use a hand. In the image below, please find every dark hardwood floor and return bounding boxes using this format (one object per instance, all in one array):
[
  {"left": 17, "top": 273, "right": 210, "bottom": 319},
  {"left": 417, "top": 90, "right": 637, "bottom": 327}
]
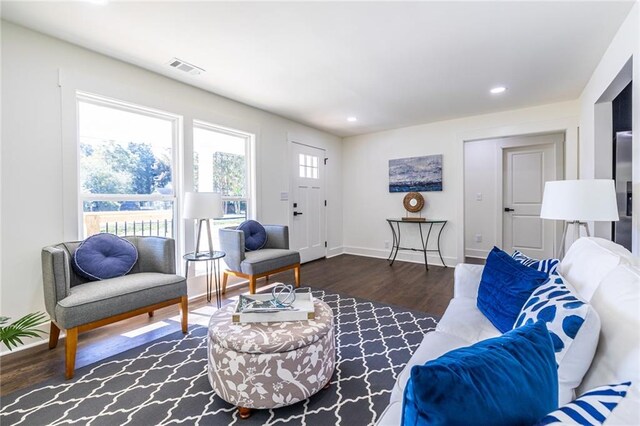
[{"left": 0, "top": 254, "right": 454, "bottom": 396}]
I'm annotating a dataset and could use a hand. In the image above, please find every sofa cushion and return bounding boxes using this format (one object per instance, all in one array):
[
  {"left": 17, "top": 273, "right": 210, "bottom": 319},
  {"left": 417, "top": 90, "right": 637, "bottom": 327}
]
[
  {"left": 477, "top": 247, "right": 549, "bottom": 332},
  {"left": 560, "top": 237, "right": 633, "bottom": 301},
  {"left": 453, "top": 263, "right": 484, "bottom": 299},
  {"left": 237, "top": 220, "right": 268, "bottom": 251},
  {"left": 515, "top": 274, "right": 601, "bottom": 404},
  {"left": 72, "top": 233, "right": 138, "bottom": 281},
  {"left": 512, "top": 250, "right": 560, "bottom": 275},
  {"left": 537, "top": 381, "right": 631, "bottom": 425},
  {"left": 390, "top": 331, "right": 470, "bottom": 404},
  {"left": 436, "top": 297, "right": 501, "bottom": 344},
  {"left": 578, "top": 264, "right": 640, "bottom": 395},
  {"left": 55, "top": 272, "right": 186, "bottom": 328},
  {"left": 402, "top": 321, "right": 558, "bottom": 426}
]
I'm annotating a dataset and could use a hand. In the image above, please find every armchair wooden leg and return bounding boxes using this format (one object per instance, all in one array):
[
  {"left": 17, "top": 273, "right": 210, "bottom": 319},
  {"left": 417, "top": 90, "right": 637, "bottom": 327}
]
[
  {"left": 180, "top": 296, "right": 188, "bottom": 333},
  {"left": 49, "top": 321, "right": 60, "bottom": 349},
  {"left": 294, "top": 264, "right": 301, "bottom": 288},
  {"left": 222, "top": 271, "right": 229, "bottom": 294},
  {"left": 148, "top": 311, "right": 154, "bottom": 318},
  {"left": 65, "top": 327, "right": 78, "bottom": 380},
  {"left": 249, "top": 276, "right": 257, "bottom": 294}
]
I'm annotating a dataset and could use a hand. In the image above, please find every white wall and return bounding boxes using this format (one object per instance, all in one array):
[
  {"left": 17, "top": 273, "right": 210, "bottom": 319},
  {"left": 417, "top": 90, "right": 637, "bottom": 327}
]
[
  {"left": 0, "top": 21, "right": 343, "bottom": 351},
  {"left": 578, "top": 2, "right": 639, "bottom": 254},
  {"left": 342, "top": 101, "right": 579, "bottom": 266}
]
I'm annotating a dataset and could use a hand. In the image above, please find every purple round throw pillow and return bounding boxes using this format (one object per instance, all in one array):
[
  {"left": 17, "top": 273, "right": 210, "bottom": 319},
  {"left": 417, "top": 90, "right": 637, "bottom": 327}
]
[
  {"left": 73, "top": 233, "right": 138, "bottom": 281},
  {"left": 237, "top": 220, "right": 268, "bottom": 251}
]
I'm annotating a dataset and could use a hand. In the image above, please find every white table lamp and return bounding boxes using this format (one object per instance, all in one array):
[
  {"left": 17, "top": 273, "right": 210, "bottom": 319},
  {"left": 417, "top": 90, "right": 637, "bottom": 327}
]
[
  {"left": 183, "top": 192, "right": 223, "bottom": 257},
  {"left": 540, "top": 179, "right": 619, "bottom": 257}
]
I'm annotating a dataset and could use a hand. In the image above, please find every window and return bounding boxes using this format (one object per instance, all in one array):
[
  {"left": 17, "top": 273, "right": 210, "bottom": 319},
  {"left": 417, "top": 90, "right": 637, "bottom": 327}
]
[
  {"left": 192, "top": 121, "right": 254, "bottom": 252},
  {"left": 299, "top": 154, "right": 319, "bottom": 179},
  {"left": 77, "top": 93, "right": 179, "bottom": 238}
]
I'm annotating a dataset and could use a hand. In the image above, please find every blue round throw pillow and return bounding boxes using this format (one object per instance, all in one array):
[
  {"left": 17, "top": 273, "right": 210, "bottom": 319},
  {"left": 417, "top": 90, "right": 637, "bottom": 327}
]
[
  {"left": 73, "top": 233, "right": 138, "bottom": 281},
  {"left": 237, "top": 220, "right": 268, "bottom": 251}
]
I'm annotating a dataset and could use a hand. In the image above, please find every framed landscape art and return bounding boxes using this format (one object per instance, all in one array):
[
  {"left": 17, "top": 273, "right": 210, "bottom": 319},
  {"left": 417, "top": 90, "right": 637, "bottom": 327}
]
[{"left": 389, "top": 154, "right": 442, "bottom": 192}]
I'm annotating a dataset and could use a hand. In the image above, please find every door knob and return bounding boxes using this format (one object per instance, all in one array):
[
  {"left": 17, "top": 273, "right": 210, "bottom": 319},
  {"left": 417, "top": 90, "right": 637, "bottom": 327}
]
[
  {"left": 293, "top": 212, "right": 303, "bottom": 216},
  {"left": 504, "top": 208, "right": 515, "bottom": 212}
]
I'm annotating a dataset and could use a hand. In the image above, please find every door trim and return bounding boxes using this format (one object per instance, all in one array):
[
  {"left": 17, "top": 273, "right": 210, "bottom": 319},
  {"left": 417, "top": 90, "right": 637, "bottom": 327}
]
[
  {"left": 496, "top": 134, "right": 565, "bottom": 255},
  {"left": 288, "top": 139, "right": 327, "bottom": 262}
]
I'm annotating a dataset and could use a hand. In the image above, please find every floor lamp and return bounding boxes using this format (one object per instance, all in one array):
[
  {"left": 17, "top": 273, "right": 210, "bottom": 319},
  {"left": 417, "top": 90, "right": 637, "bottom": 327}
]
[
  {"left": 540, "top": 180, "right": 619, "bottom": 258},
  {"left": 183, "top": 192, "right": 223, "bottom": 257}
]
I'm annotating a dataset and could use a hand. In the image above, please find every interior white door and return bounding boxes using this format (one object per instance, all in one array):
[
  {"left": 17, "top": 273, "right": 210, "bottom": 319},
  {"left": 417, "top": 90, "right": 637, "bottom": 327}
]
[
  {"left": 290, "top": 142, "right": 326, "bottom": 263},
  {"left": 503, "top": 143, "right": 556, "bottom": 259}
]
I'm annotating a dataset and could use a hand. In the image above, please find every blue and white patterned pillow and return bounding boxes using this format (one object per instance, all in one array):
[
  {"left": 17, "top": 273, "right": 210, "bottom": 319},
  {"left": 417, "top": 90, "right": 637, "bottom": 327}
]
[
  {"left": 514, "top": 275, "right": 588, "bottom": 363},
  {"left": 512, "top": 250, "right": 560, "bottom": 275},
  {"left": 537, "top": 382, "right": 632, "bottom": 425}
]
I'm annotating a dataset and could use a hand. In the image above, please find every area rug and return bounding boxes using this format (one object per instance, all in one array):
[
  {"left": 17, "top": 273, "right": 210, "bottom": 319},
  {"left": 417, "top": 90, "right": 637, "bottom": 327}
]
[{"left": 0, "top": 289, "right": 438, "bottom": 426}]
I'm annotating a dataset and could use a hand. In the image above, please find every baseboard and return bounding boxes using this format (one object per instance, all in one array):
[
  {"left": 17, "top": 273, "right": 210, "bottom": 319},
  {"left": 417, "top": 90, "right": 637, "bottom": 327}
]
[
  {"left": 326, "top": 246, "right": 344, "bottom": 258},
  {"left": 342, "top": 245, "right": 457, "bottom": 268},
  {"left": 464, "top": 248, "right": 489, "bottom": 259}
]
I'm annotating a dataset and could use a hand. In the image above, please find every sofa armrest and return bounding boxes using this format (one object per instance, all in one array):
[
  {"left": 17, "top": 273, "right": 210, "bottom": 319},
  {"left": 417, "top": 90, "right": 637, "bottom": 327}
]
[
  {"left": 131, "top": 236, "right": 177, "bottom": 274},
  {"left": 41, "top": 246, "right": 71, "bottom": 320},
  {"left": 454, "top": 263, "right": 485, "bottom": 299},
  {"left": 219, "top": 228, "right": 245, "bottom": 271},
  {"left": 263, "top": 225, "right": 289, "bottom": 249}
]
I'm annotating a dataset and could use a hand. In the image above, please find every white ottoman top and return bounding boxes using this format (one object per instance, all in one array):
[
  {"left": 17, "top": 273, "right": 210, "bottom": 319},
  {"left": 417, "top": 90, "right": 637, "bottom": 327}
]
[{"left": 209, "top": 299, "right": 334, "bottom": 354}]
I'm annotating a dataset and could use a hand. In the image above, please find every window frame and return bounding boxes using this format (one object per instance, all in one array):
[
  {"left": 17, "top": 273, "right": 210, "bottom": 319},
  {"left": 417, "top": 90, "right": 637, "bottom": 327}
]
[
  {"left": 192, "top": 119, "right": 256, "bottom": 221},
  {"left": 76, "top": 91, "right": 183, "bottom": 238}
]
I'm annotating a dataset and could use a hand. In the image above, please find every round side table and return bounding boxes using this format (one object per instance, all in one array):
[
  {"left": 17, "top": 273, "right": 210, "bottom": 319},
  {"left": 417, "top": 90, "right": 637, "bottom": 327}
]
[{"left": 183, "top": 251, "right": 225, "bottom": 308}]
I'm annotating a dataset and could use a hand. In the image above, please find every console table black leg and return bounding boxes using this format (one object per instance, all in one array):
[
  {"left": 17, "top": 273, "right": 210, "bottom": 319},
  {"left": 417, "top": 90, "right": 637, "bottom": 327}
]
[
  {"left": 419, "top": 222, "right": 429, "bottom": 271},
  {"left": 437, "top": 223, "right": 447, "bottom": 267},
  {"left": 387, "top": 220, "right": 398, "bottom": 261},
  {"left": 390, "top": 222, "right": 401, "bottom": 266}
]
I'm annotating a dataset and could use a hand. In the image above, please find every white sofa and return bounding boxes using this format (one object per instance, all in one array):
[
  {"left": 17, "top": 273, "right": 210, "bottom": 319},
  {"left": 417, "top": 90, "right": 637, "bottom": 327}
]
[{"left": 377, "top": 237, "right": 640, "bottom": 425}]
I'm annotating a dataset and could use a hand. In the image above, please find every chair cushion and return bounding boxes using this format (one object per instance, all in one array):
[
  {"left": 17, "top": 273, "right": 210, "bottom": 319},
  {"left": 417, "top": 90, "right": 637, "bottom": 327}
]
[
  {"left": 237, "top": 220, "right": 268, "bottom": 251},
  {"left": 55, "top": 272, "right": 186, "bottom": 328},
  {"left": 72, "top": 233, "right": 138, "bottom": 281},
  {"left": 436, "top": 297, "right": 501, "bottom": 344},
  {"left": 512, "top": 250, "right": 560, "bottom": 275},
  {"left": 477, "top": 246, "right": 549, "bottom": 332},
  {"left": 402, "top": 321, "right": 558, "bottom": 426},
  {"left": 240, "top": 249, "right": 300, "bottom": 276},
  {"left": 514, "top": 274, "right": 601, "bottom": 404}
]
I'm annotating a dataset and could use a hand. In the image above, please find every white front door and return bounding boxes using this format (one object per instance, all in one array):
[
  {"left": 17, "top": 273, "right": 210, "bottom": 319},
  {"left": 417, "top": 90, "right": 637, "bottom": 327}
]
[
  {"left": 290, "top": 142, "right": 326, "bottom": 263},
  {"left": 503, "top": 143, "right": 556, "bottom": 259}
]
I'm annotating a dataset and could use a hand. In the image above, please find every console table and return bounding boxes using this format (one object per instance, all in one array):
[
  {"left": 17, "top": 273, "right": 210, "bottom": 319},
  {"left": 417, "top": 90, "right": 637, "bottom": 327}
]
[{"left": 386, "top": 219, "right": 447, "bottom": 270}]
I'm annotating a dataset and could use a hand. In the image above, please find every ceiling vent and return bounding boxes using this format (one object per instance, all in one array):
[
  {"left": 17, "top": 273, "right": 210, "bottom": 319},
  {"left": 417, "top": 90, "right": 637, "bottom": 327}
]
[{"left": 167, "top": 58, "right": 205, "bottom": 75}]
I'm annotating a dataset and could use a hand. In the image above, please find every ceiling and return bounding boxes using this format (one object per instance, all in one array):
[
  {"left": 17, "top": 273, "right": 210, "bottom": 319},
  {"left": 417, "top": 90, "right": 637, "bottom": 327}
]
[{"left": 1, "top": 1, "right": 635, "bottom": 137}]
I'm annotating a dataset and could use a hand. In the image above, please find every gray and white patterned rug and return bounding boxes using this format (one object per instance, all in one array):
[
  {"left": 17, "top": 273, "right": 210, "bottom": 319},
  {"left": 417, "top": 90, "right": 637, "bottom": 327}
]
[{"left": 0, "top": 289, "right": 438, "bottom": 426}]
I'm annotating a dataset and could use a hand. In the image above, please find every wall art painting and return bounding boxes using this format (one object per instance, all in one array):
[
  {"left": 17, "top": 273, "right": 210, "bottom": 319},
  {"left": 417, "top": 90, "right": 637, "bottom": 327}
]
[{"left": 389, "top": 154, "right": 442, "bottom": 192}]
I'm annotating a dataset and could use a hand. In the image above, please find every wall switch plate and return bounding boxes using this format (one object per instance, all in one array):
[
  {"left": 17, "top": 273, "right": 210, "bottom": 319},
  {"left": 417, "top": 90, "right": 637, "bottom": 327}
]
[
  {"left": 475, "top": 234, "right": 482, "bottom": 243},
  {"left": 476, "top": 192, "right": 483, "bottom": 201},
  {"left": 280, "top": 192, "right": 288, "bottom": 201}
]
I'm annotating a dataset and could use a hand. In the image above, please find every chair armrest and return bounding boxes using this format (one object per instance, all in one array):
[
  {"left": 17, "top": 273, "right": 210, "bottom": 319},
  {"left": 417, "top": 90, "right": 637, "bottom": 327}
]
[
  {"left": 41, "top": 246, "right": 71, "bottom": 320},
  {"left": 454, "top": 263, "right": 485, "bottom": 299},
  {"left": 219, "top": 228, "right": 245, "bottom": 271},
  {"left": 263, "top": 225, "right": 290, "bottom": 249},
  {"left": 131, "top": 236, "right": 177, "bottom": 274}
]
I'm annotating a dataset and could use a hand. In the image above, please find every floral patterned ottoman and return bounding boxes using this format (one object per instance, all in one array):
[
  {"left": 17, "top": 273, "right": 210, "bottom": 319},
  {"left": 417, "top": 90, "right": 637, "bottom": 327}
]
[{"left": 207, "top": 299, "right": 336, "bottom": 418}]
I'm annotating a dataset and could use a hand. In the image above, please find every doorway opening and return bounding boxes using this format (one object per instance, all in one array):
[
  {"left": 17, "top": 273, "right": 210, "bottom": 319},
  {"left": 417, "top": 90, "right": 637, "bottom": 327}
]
[{"left": 463, "top": 132, "right": 565, "bottom": 261}]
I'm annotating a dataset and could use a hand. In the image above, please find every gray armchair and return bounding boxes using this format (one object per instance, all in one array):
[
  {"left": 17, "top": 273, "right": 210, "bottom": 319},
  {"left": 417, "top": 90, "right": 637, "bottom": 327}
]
[
  {"left": 219, "top": 225, "right": 300, "bottom": 294},
  {"left": 42, "top": 236, "right": 187, "bottom": 379}
]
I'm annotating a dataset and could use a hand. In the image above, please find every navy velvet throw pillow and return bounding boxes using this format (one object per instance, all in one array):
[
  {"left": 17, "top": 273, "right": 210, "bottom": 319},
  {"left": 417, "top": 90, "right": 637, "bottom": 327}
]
[
  {"left": 73, "top": 233, "right": 138, "bottom": 281},
  {"left": 477, "top": 246, "right": 549, "bottom": 332},
  {"left": 402, "top": 321, "right": 558, "bottom": 426},
  {"left": 237, "top": 220, "right": 268, "bottom": 251}
]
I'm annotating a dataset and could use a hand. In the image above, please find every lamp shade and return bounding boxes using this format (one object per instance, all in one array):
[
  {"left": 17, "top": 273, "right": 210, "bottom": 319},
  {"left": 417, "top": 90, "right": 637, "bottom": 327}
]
[
  {"left": 183, "top": 192, "right": 223, "bottom": 219},
  {"left": 540, "top": 180, "right": 619, "bottom": 222}
]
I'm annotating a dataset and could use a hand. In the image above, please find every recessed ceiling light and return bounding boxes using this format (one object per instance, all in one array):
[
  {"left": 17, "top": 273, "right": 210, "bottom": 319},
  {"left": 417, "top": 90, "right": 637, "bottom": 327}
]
[
  {"left": 490, "top": 86, "right": 507, "bottom": 94},
  {"left": 347, "top": 117, "right": 357, "bottom": 122}
]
